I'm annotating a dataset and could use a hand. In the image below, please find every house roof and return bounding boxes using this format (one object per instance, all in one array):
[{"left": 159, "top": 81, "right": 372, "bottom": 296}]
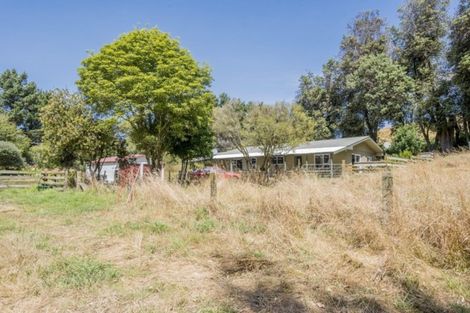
[
  {"left": 94, "top": 154, "right": 147, "bottom": 164},
  {"left": 213, "top": 136, "right": 382, "bottom": 160}
]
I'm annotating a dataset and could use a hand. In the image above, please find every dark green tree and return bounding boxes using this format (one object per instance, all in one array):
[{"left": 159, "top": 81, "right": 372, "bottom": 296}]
[
  {"left": 216, "top": 92, "right": 231, "bottom": 108},
  {"left": 394, "top": 0, "right": 450, "bottom": 149},
  {"left": 449, "top": 0, "right": 470, "bottom": 147},
  {"left": 339, "top": 11, "right": 389, "bottom": 136},
  {"left": 296, "top": 59, "right": 342, "bottom": 135},
  {"left": 340, "top": 10, "right": 388, "bottom": 75},
  {"left": 346, "top": 54, "right": 415, "bottom": 141},
  {"left": 0, "top": 69, "right": 48, "bottom": 144}
]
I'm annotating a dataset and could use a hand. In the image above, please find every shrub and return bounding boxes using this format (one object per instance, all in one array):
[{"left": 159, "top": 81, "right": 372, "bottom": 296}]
[
  {"left": 0, "top": 141, "right": 24, "bottom": 169},
  {"left": 30, "top": 143, "right": 56, "bottom": 168},
  {"left": 0, "top": 114, "right": 31, "bottom": 154},
  {"left": 388, "top": 124, "right": 425, "bottom": 155},
  {"left": 398, "top": 150, "right": 413, "bottom": 159}
]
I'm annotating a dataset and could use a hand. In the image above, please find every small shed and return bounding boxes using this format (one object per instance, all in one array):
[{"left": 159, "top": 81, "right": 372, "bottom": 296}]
[{"left": 87, "top": 154, "right": 148, "bottom": 183}]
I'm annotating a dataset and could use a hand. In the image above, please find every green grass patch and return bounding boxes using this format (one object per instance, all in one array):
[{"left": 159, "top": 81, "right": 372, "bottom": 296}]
[
  {"left": 194, "top": 207, "right": 216, "bottom": 233},
  {"left": 0, "top": 188, "right": 114, "bottom": 215},
  {"left": 0, "top": 216, "right": 17, "bottom": 234},
  {"left": 195, "top": 218, "right": 216, "bottom": 233},
  {"left": 40, "top": 256, "right": 120, "bottom": 289},
  {"left": 445, "top": 276, "right": 470, "bottom": 299},
  {"left": 31, "top": 232, "right": 61, "bottom": 255},
  {"left": 232, "top": 220, "right": 266, "bottom": 234},
  {"left": 102, "top": 220, "right": 170, "bottom": 237}
]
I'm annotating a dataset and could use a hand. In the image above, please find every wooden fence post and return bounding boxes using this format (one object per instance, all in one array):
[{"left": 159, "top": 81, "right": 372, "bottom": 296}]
[
  {"left": 76, "top": 171, "right": 80, "bottom": 190},
  {"left": 210, "top": 172, "right": 217, "bottom": 201},
  {"left": 381, "top": 167, "right": 393, "bottom": 223},
  {"left": 168, "top": 170, "right": 172, "bottom": 183}
]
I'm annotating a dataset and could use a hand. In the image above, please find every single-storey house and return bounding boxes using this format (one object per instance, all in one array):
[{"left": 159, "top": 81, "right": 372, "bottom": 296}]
[
  {"left": 213, "top": 136, "right": 383, "bottom": 172},
  {"left": 87, "top": 154, "right": 148, "bottom": 183}
]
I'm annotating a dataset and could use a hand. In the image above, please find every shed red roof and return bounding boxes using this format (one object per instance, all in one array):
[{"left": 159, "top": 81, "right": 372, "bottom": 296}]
[{"left": 94, "top": 154, "right": 146, "bottom": 164}]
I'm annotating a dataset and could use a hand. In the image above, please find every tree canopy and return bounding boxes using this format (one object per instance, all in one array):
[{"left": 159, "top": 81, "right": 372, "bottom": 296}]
[
  {"left": 77, "top": 28, "right": 215, "bottom": 171},
  {"left": 40, "top": 90, "right": 119, "bottom": 173},
  {"left": 0, "top": 69, "right": 48, "bottom": 144},
  {"left": 214, "top": 101, "right": 328, "bottom": 172},
  {"left": 346, "top": 54, "right": 415, "bottom": 141}
]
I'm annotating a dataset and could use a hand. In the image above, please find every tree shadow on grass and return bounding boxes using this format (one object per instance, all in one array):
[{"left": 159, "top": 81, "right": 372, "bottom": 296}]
[{"left": 227, "top": 280, "right": 310, "bottom": 313}]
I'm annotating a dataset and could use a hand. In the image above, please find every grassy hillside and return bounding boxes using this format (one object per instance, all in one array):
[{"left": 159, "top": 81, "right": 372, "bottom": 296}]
[{"left": 0, "top": 153, "right": 469, "bottom": 312}]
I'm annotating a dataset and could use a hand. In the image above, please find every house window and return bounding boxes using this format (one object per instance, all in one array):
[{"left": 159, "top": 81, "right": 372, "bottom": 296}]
[
  {"left": 352, "top": 154, "right": 361, "bottom": 164},
  {"left": 314, "top": 154, "right": 330, "bottom": 169},
  {"left": 250, "top": 158, "right": 257, "bottom": 169},
  {"left": 271, "top": 156, "right": 284, "bottom": 166},
  {"left": 231, "top": 159, "right": 243, "bottom": 171}
]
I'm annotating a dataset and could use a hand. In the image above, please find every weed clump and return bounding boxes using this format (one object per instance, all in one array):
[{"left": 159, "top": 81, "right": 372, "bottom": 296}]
[{"left": 40, "top": 256, "right": 120, "bottom": 289}]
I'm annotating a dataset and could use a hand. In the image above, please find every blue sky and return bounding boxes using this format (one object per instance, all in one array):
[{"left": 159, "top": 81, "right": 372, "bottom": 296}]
[{"left": 0, "top": 0, "right": 457, "bottom": 103}]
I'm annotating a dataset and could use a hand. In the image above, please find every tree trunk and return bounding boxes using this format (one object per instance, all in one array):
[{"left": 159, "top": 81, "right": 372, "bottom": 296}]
[
  {"left": 418, "top": 121, "right": 432, "bottom": 150},
  {"left": 464, "top": 117, "right": 470, "bottom": 149},
  {"left": 436, "top": 128, "right": 452, "bottom": 152}
]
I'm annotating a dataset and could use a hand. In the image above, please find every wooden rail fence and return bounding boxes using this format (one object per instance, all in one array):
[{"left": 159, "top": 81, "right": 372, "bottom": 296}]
[
  {"left": 0, "top": 170, "right": 38, "bottom": 189},
  {"left": 39, "top": 171, "right": 67, "bottom": 190},
  {"left": 0, "top": 170, "right": 67, "bottom": 190}
]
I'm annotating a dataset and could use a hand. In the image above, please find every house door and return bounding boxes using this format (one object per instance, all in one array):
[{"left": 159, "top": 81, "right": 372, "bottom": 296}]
[{"left": 295, "top": 156, "right": 302, "bottom": 168}]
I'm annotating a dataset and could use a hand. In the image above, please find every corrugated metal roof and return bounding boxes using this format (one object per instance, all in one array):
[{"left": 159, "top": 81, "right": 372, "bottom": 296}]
[
  {"left": 94, "top": 154, "right": 147, "bottom": 164},
  {"left": 213, "top": 136, "right": 382, "bottom": 160}
]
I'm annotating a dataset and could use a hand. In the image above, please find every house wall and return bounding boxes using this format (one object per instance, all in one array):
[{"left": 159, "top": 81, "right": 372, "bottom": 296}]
[
  {"left": 332, "top": 141, "right": 380, "bottom": 164},
  {"left": 101, "top": 164, "right": 118, "bottom": 183},
  {"left": 215, "top": 141, "right": 380, "bottom": 171},
  {"left": 86, "top": 156, "right": 148, "bottom": 184}
]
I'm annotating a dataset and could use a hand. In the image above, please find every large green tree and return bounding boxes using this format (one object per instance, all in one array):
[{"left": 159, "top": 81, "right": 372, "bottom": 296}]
[
  {"left": 40, "top": 90, "right": 119, "bottom": 176},
  {"left": 449, "top": 0, "right": 470, "bottom": 147},
  {"left": 340, "top": 10, "right": 388, "bottom": 75},
  {"left": 394, "top": 0, "right": 449, "bottom": 149},
  {"left": 346, "top": 54, "right": 415, "bottom": 141},
  {"left": 0, "top": 69, "right": 48, "bottom": 144},
  {"left": 336, "top": 11, "right": 390, "bottom": 137},
  {"left": 77, "top": 28, "right": 215, "bottom": 171},
  {"left": 297, "top": 59, "right": 342, "bottom": 135},
  {"left": 296, "top": 11, "right": 388, "bottom": 139}
]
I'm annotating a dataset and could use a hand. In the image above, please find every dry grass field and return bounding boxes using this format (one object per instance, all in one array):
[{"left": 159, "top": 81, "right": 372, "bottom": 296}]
[{"left": 0, "top": 153, "right": 469, "bottom": 312}]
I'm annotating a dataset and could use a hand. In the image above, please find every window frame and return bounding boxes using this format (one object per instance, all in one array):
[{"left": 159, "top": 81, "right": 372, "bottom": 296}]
[
  {"left": 314, "top": 153, "right": 331, "bottom": 169},
  {"left": 231, "top": 159, "right": 243, "bottom": 171},
  {"left": 250, "top": 158, "right": 257, "bottom": 169},
  {"left": 271, "top": 156, "right": 284, "bottom": 165},
  {"left": 352, "top": 154, "right": 361, "bottom": 164}
]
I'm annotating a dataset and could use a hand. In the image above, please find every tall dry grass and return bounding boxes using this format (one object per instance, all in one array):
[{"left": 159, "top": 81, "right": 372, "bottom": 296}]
[
  {"left": 121, "top": 153, "right": 470, "bottom": 311},
  {"left": 2, "top": 153, "right": 468, "bottom": 312},
  {"left": 131, "top": 153, "right": 470, "bottom": 271}
]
